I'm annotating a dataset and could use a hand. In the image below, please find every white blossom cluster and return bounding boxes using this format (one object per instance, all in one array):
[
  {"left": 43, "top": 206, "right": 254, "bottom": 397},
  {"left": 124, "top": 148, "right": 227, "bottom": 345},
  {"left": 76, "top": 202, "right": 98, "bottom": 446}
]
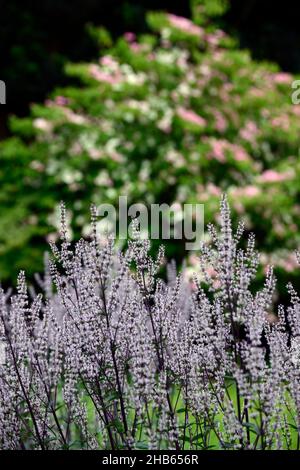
[{"left": 0, "top": 197, "right": 300, "bottom": 450}]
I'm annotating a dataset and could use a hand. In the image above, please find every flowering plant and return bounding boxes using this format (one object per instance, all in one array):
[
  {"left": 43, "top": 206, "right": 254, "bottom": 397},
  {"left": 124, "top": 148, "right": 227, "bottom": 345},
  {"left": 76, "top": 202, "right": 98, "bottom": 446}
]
[
  {"left": 1, "top": 197, "right": 300, "bottom": 450},
  {"left": 0, "top": 9, "right": 299, "bottom": 284}
]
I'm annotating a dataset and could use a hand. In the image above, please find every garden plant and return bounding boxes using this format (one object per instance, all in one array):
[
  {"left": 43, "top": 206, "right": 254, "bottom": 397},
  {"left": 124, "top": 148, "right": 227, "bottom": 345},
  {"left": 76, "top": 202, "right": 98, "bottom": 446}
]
[
  {"left": 0, "top": 4, "right": 300, "bottom": 288},
  {"left": 1, "top": 197, "right": 300, "bottom": 450}
]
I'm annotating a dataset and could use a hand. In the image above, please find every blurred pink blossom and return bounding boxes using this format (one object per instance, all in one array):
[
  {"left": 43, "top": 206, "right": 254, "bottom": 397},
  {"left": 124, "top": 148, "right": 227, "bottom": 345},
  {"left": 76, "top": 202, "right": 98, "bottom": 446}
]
[
  {"left": 207, "top": 183, "right": 222, "bottom": 196},
  {"left": 239, "top": 121, "right": 260, "bottom": 143},
  {"left": 45, "top": 96, "right": 69, "bottom": 107},
  {"left": 167, "top": 14, "right": 204, "bottom": 38},
  {"left": 124, "top": 32, "right": 136, "bottom": 43},
  {"left": 33, "top": 118, "right": 53, "bottom": 132},
  {"left": 63, "top": 109, "right": 88, "bottom": 125},
  {"left": 271, "top": 115, "right": 290, "bottom": 130},
  {"left": 209, "top": 139, "right": 226, "bottom": 162},
  {"left": 100, "top": 55, "right": 117, "bottom": 67},
  {"left": 205, "top": 30, "right": 225, "bottom": 48},
  {"left": 89, "top": 64, "right": 122, "bottom": 85},
  {"left": 130, "top": 42, "right": 143, "bottom": 53},
  {"left": 292, "top": 106, "right": 300, "bottom": 116},
  {"left": 259, "top": 169, "right": 293, "bottom": 183},
  {"left": 55, "top": 96, "right": 69, "bottom": 106},
  {"left": 232, "top": 186, "right": 260, "bottom": 198},
  {"left": 272, "top": 72, "right": 292, "bottom": 84},
  {"left": 233, "top": 146, "right": 249, "bottom": 162},
  {"left": 177, "top": 107, "right": 206, "bottom": 127},
  {"left": 249, "top": 87, "right": 265, "bottom": 98},
  {"left": 205, "top": 138, "right": 249, "bottom": 163},
  {"left": 213, "top": 110, "right": 227, "bottom": 133},
  {"left": 205, "top": 34, "right": 219, "bottom": 47},
  {"left": 243, "top": 185, "right": 260, "bottom": 197}
]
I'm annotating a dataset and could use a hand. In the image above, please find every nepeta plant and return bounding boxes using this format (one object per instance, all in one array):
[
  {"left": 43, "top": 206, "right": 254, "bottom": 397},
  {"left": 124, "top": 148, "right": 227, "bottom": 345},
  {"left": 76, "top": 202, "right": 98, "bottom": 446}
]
[{"left": 0, "top": 196, "right": 299, "bottom": 450}]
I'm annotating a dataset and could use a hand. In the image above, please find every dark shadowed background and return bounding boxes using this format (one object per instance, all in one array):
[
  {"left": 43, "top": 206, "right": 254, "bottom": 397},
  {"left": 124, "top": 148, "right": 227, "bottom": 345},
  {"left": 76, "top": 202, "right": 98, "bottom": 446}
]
[{"left": 1, "top": 0, "right": 300, "bottom": 138}]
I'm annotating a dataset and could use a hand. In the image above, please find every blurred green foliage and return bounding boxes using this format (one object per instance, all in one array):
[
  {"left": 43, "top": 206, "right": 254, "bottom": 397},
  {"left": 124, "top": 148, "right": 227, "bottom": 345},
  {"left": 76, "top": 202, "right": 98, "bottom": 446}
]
[{"left": 0, "top": 6, "right": 300, "bottom": 290}]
